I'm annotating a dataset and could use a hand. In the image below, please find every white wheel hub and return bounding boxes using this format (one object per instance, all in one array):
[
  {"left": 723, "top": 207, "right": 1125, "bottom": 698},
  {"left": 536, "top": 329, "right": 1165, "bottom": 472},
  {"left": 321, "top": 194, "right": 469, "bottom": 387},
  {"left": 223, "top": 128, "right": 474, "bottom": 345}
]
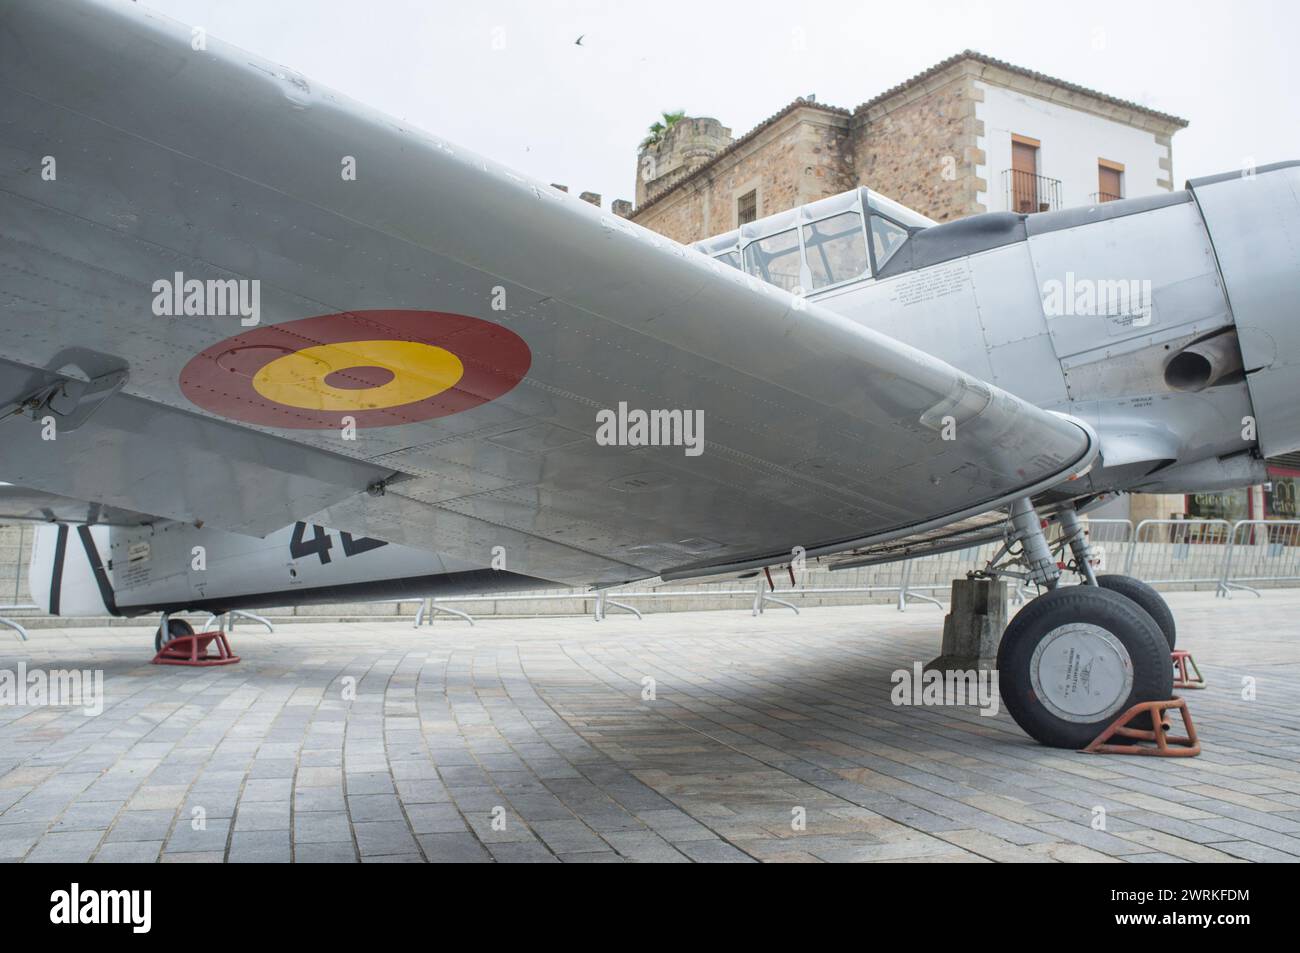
[{"left": 1029, "top": 623, "right": 1133, "bottom": 723}]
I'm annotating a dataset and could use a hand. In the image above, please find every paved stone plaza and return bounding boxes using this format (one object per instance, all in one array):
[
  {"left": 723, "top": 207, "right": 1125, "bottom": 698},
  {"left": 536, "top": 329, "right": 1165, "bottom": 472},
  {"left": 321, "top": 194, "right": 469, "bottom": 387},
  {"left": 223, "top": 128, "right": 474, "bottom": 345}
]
[{"left": 2, "top": 590, "right": 1299, "bottom": 863}]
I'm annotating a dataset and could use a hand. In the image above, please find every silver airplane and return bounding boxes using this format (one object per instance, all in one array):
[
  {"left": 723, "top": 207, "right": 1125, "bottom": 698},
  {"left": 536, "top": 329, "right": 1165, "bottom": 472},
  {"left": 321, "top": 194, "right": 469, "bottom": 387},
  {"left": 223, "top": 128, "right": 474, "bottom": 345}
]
[{"left": 1, "top": 0, "right": 1297, "bottom": 749}]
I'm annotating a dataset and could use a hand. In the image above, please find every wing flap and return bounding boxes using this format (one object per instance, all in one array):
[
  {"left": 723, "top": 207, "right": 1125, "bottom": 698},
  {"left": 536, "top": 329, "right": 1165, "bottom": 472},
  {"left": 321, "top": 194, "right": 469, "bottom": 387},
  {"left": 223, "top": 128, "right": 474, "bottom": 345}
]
[
  {"left": 0, "top": 484, "right": 154, "bottom": 527},
  {"left": 0, "top": 371, "right": 389, "bottom": 537}
]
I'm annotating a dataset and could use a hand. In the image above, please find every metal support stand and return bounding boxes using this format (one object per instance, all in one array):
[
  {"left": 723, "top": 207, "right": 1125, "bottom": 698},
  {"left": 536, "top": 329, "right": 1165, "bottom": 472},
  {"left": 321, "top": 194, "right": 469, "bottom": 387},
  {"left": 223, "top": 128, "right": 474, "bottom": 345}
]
[
  {"left": 415, "top": 598, "right": 475, "bottom": 627},
  {"left": 593, "top": 590, "right": 643, "bottom": 622},
  {"left": 1172, "top": 650, "right": 1206, "bottom": 690},
  {"left": 751, "top": 574, "right": 798, "bottom": 617},
  {"left": 1216, "top": 532, "right": 1253, "bottom": 599},
  {"left": 896, "top": 561, "right": 943, "bottom": 612},
  {"left": 200, "top": 610, "right": 274, "bottom": 634},
  {"left": 1083, "top": 697, "right": 1200, "bottom": 757},
  {"left": 0, "top": 606, "right": 32, "bottom": 641},
  {"left": 152, "top": 631, "right": 241, "bottom": 667},
  {"left": 1217, "top": 580, "right": 1257, "bottom": 599},
  {"left": 228, "top": 609, "right": 274, "bottom": 633}
]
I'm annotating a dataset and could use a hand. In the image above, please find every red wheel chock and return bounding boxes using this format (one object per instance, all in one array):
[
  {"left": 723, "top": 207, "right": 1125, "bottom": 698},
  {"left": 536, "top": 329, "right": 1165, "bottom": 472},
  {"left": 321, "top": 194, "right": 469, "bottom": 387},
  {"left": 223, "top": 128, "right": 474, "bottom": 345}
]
[
  {"left": 1171, "top": 650, "right": 1205, "bottom": 689},
  {"left": 1082, "top": 697, "right": 1200, "bottom": 757},
  {"left": 151, "top": 631, "right": 241, "bottom": 667}
]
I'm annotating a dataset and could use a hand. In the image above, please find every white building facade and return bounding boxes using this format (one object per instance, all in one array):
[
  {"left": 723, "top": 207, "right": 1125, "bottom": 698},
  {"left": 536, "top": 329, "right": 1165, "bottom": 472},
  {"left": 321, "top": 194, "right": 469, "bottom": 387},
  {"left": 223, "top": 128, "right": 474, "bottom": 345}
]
[{"left": 969, "top": 64, "right": 1183, "bottom": 214}]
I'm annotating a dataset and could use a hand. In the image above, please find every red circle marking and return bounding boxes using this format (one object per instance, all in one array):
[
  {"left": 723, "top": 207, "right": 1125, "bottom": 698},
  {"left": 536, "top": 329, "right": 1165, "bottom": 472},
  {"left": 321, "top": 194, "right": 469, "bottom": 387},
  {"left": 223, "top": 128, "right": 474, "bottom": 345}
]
[{"left": 179, "top": 309, "right": 531, "bottom": 429}]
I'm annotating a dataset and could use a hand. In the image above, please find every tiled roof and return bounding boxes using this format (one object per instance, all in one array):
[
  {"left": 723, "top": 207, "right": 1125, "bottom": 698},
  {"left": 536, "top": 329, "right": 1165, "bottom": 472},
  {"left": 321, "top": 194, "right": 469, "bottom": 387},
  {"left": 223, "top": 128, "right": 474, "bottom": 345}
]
[
  {"left": 852, "top": 49, "right": 1189, "bottom": 127},
  {"left": 631, "top": 52, "right": 1187, "bottom": 217}
]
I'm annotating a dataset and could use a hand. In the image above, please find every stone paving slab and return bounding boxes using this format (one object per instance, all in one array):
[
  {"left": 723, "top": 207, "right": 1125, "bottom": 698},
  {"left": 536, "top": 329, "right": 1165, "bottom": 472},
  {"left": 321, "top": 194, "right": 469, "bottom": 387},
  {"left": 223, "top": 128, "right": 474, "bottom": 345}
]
[{"left": 1, "top": 590, "right": 1298, "bottom": 862}]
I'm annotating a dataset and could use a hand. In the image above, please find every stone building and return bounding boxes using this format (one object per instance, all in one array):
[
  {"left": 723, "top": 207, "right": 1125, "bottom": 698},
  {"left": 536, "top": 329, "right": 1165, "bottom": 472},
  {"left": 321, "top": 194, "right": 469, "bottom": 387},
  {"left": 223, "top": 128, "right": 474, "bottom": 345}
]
[
  {"left": 622, "top": 51, "right": 1188, "bottom": 245},
  {"left": 635, "top": 116, "right": 733, "bottom": 209}
]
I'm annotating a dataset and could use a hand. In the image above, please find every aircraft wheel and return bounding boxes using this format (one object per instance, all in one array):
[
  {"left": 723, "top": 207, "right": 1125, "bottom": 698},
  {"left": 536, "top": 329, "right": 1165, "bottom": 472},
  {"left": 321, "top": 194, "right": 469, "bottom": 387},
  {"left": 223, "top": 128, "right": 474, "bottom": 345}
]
[
  {"left": 1095, "top": 574, "right": 1176, "bottom": 649},
  {"left": 154, "top": 617, "right": 194, "bottom": 653},
  {"left": 997, "top": 586, "right": 1172, "bottom": 749}
]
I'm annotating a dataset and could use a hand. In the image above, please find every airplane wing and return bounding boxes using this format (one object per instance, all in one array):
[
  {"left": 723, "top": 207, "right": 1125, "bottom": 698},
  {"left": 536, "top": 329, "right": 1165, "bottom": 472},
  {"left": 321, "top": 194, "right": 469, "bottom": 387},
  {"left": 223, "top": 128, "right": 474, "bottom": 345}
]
[{"left": 0, "top": 0, "right": 1097, "bottom": 589}]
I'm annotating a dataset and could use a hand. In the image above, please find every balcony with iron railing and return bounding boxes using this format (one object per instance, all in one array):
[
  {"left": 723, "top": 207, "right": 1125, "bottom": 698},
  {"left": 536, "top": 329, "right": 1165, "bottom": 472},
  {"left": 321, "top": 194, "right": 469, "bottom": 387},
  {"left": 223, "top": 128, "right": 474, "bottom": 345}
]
[
  {"left": 1002, "top": 168, "right": 1063, "bottom": 214},
  {"left": 1090, "top": 191, "right": 1123, "bottom": 204}
]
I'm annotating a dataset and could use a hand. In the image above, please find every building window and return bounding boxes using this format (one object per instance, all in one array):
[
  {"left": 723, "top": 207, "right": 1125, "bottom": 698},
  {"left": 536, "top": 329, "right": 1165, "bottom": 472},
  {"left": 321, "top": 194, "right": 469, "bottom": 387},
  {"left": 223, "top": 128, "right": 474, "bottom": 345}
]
[
  {"left": 1097, "top": 159, "right": 1124, "bottom": 203},
  {"left": 1010, "top": 134, "right": 1041, "bottom": 213},
  {"left": 737, "top": 190, "right": 757, "bottom": 225}
]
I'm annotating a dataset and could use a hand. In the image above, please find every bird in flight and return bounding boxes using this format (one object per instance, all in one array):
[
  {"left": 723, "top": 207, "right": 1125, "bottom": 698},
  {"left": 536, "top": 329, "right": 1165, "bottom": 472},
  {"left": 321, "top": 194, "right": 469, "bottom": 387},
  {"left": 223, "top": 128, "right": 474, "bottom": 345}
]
[{"left": 575, "top": 34, "right": 585, "bottom": 46}]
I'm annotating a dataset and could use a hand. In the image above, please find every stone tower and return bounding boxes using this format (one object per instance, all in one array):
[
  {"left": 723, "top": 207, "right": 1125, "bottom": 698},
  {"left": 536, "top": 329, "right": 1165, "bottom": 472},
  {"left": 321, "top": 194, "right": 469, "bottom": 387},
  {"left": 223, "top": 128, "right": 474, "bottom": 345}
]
[{"left": 635, "top": 116, "right": 732, "bottom": 208}]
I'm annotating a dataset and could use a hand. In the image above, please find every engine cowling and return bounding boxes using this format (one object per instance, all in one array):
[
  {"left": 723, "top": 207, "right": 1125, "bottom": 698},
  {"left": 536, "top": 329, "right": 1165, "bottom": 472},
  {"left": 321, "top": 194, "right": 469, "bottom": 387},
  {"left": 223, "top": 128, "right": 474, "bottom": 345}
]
[{"left": 1190, "top": 161, "right": 1300, "bottom": 457}]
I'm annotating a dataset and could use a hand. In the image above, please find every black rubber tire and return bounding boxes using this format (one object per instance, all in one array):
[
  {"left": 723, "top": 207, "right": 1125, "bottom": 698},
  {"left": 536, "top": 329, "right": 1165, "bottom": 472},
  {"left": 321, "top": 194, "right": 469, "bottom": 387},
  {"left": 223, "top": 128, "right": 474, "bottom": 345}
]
[
  {"left": 1096, "top": 574, "right": 1176, "bottom": 650},
  {"left": 154, "top": 617, "right": 194, "bottom": 653},
  {"left": 997, "top": 585, "right": 1173, "bottom": 749}
]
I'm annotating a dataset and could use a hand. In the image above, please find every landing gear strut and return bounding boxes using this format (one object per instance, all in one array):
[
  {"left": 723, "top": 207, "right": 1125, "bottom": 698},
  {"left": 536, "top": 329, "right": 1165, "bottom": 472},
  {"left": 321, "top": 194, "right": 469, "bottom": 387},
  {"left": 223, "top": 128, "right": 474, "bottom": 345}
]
[
  {"left": 1057, "top": 507, "right": 1097, "bottom": 586},
  {"left": 978, "top": 499, "right": 1175, "bottom": 748}
]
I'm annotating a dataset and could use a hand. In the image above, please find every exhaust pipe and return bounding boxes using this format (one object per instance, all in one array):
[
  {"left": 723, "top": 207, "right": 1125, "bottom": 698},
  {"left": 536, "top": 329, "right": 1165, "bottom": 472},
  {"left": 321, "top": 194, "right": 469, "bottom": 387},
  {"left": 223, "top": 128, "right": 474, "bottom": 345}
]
[{"left": 1164, "top": 330, "right": 1245, "bottom": 392}]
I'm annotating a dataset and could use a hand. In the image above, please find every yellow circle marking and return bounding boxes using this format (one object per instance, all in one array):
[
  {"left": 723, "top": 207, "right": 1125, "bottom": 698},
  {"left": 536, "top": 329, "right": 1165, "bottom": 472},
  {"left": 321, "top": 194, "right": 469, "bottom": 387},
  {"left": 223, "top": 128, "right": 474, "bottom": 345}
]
[{"left": 251, "top": 340, "right": 464, "bottom": 411}]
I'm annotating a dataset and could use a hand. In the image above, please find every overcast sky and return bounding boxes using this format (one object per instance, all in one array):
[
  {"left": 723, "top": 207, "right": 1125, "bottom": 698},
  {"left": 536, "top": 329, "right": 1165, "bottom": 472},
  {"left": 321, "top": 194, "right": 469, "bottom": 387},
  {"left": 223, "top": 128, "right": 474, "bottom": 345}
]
[{"left": 140, "top": 0, "right": 1298, "bottom": 208}]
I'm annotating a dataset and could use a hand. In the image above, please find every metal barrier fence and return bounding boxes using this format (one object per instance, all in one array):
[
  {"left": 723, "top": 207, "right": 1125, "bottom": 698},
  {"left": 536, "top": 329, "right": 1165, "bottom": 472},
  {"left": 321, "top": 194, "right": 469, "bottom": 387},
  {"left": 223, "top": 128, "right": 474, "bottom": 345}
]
[
  {"left": 4, "top": 517, "right": 1300, "bottom": 633},
  {"left": 1222, "top": 519, "right": 1300, "bottom": 595},
  {"left": 1125, "top": 519, "right": 1235, "bottom": 590}
]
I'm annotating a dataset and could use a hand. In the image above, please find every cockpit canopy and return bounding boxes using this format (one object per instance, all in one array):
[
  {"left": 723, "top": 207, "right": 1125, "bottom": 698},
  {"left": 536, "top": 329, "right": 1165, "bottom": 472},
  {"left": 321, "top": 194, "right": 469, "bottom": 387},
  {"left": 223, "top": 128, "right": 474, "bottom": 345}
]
[{"left": 691, "top": 187, "right": 935, "bottom": 295}]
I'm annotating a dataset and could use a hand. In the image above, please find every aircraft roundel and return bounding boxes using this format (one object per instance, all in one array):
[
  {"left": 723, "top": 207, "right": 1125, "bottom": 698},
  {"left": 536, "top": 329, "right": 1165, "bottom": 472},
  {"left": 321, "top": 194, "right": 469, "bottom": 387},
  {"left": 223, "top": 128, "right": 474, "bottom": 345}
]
[{"left": 179, "top": 310, "right": 531, "bottom": 429}]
